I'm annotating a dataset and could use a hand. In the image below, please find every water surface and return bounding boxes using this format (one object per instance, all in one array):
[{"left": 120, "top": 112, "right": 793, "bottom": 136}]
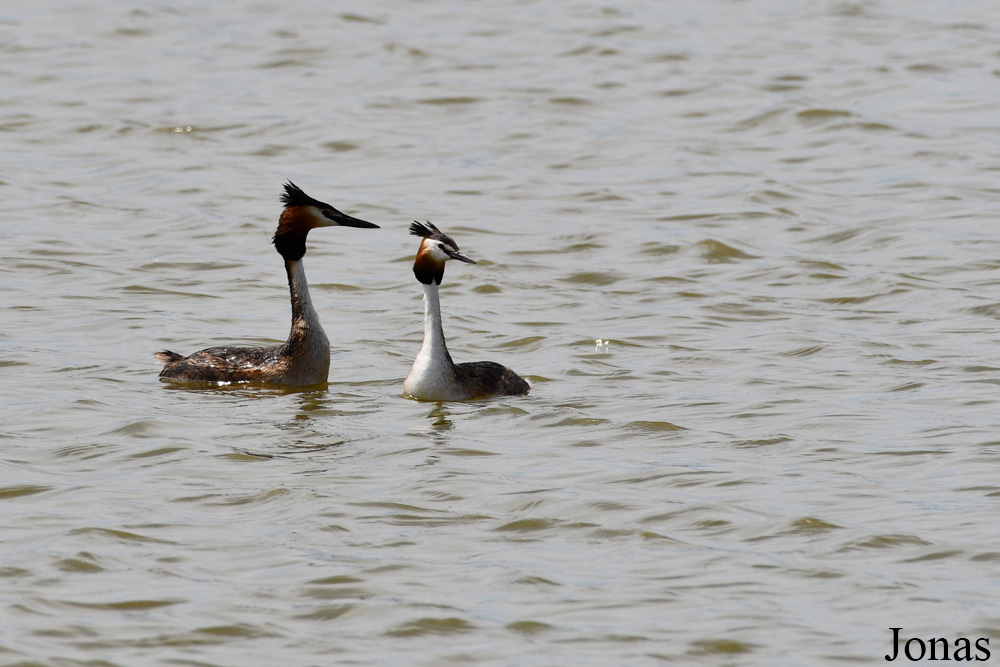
[{"left": 4, "top": 1, "right": 1000, "bottom": 664}]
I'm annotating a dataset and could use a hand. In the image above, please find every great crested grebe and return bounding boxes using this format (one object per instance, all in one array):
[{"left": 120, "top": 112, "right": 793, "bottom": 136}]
[
  {"left": 403, "top": 221, "right": 529, "bottom": 401},
  {"left": 155, "top": 182, "right": 379, "bottom": 386}
]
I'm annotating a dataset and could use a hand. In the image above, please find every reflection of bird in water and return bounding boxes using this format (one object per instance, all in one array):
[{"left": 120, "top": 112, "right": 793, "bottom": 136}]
[{"left": 427, "top": 403, "right": 454, "bottom": 432}]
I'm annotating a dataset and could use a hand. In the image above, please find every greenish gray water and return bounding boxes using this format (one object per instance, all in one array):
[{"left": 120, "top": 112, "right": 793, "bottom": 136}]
[{"left": 4, "top": 1, "right": 1000, "bottom": 664}]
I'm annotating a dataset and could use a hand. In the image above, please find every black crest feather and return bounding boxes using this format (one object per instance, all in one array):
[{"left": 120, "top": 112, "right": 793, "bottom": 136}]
[
  {"left": 409, "top": 220, "right": 442, "bottom": 238},
  {"left": 281, "top": 181, "right": 329, "bottom": 209}
]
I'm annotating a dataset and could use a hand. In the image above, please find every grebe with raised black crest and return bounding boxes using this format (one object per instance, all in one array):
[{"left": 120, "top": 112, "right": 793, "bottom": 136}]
[
  {"left": 155, "top": 182, "right": 379, "bottom": 386},
  {"left": 403, "top": 221, "right": 529, "bottom": 400}
]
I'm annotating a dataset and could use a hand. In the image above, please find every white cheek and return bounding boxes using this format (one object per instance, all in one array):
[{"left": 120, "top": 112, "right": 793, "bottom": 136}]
[
  {"left": 310, "top": 207, "right": 336, "bottom": 227},
  {"left": 425, "top": 244, "right": 452, "bottom": 262}
]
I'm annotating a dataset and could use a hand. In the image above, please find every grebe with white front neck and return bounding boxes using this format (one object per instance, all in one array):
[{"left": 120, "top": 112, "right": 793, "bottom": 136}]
[
  {"left": 155, "top": 182, "right": 379, "bottom": 386},
  {"left": 403, "top": 221, "right": 530, "bottom": 401}
]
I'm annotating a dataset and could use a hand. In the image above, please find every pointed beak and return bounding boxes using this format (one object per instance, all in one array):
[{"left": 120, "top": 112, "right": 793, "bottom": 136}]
[
  {"left": 323, "top": 209, "right": 380, "bottom": 229},
  {"left": 446, "top": 248, "right": 476, "bottom": 264}
]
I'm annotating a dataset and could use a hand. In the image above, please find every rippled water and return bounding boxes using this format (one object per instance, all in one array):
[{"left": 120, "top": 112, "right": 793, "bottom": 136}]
[{"left": 5, "top": 0, "right": 1000, "bottom": 664}]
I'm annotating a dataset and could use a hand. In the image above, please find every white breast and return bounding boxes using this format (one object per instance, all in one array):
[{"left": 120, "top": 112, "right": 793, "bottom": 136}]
[{"left": 404, "top": 347, "right": 467, "bottom": 400}]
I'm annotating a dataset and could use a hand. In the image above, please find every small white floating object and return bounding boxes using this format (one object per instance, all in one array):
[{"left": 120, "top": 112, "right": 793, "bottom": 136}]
[{"left": 594, "top": 339, "right": 610, "bottom": 353}]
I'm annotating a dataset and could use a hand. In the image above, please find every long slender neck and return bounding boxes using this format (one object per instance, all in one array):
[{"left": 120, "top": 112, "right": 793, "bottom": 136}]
[
  {"left": 274, "top": 257, "right": 331, "bottom": 385},
  {"left": 419, "top": 281, "right": 454, "bottom": 368},
  {"left": 284, "top": 258, "right": 326, "bottom": 342}
]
